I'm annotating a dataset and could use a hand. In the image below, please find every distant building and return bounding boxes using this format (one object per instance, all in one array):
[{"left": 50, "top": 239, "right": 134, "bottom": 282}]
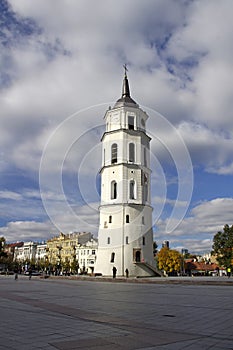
[
  {"left": 77, "top": 238, "right": 98, "bottom": 274},
  {"left": 184, "top": 259, "right": 224, "bottom": 276},
  {"left": 162, "top": 240, "right": 169, "bottom": 248},
  {"left": 181, "top": 248, "right": 189, "bottom": 256},
  {"left": 14, "top": 241, "right": 37, "bottom": 262},
  {"left": 5, "top": 242, "right": 24, "bottom": 259},
  {"left": 46, "top": 232, "right": 97, "bottom": 273},
  {"left": 35, "top": 242, "right": 47, "bottom": 262}
]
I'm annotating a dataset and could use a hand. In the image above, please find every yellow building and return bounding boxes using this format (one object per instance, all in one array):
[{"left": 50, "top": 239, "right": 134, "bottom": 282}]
[{"left": 46, "top": 232, "right": 93, "bottom": 272}]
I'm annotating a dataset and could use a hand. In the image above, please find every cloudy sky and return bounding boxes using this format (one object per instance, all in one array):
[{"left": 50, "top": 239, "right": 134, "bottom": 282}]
[{"left": 1, "top": 0, "right": 233, "bottom": 254}]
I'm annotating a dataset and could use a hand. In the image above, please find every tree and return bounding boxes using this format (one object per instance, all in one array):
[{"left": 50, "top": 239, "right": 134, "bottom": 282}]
[
  {"left": 157, "top": 247, "right": 182, "bottom": 275},
  {"left": 212, "top": 224, "right": 233, "bottom": 268},
  {"left": 153, "top": 241, "right": 158, "bottom": 256},
  {"left": 0, "top": 237, "right": 7, "bottom": 260}
]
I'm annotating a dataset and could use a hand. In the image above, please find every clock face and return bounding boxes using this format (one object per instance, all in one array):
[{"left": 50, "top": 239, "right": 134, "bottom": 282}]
[{"left": 112, "top": 115, "right": 119, "bottom": 123}]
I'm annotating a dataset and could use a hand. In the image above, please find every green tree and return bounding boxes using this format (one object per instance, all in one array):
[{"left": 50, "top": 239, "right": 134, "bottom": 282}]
[
  {"left": 0, "top": 237, "right": 7, "bottom": 260},
  {"left": 157, "top": 247, "right": 182, "bottom": 275},
  {"left": 212, "top": 224, "right": 233, "bottom": 268}
]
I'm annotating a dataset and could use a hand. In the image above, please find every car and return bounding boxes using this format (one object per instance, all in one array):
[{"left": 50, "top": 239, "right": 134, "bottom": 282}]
[{"left": 24, "top": 270, "right": 42, "bottom": 276}]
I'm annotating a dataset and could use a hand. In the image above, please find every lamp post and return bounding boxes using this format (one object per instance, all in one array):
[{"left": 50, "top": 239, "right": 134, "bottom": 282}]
[{"left": 56, "top": 245, "right": 62, "bottom": 275}]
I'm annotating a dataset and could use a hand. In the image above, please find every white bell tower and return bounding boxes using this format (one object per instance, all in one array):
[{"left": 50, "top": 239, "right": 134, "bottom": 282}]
[{"left": 95, "top": 69, "right": 156, "bottom": 277}]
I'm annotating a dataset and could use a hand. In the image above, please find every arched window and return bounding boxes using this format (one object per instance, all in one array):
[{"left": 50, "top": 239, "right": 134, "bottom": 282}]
[
  {"left": 109, "top": 215, "right": 112, "bottom": 223},
  {"left": 111, "top": 181, "right": 117, "bottom": 199},
  {"left": 107, "top": 237, "right": 110, "bottom": 244},
  {"left": 129, "top": 143, "right": 135, "bottom": 163},
  {"left": 111, "top": 143, "right": 117, "bottom": 164},
  {"left": 128, "top": 116, "right": 134, "bottom": 130},
  {"left": 126, "top": 214, "right": 130, "bottom": 223},
  {"left": 110, "top": 252, "right": 115, "bottom": 263},
  {"left": 129, "top": 180, "right": 136, "bottom": 199}
]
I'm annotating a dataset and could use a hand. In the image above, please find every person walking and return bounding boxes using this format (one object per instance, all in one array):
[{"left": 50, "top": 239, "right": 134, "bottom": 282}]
[
  {"left": 14, "top": 267, "right": 18, "bottom": 280},
  {"left": 125, "top": 268, "right": 129, "bottom": 278},
  {"left": 112, "top": 266, "right": 117, "bottom": 278},
  {"left": 28, "top": 267, "right": 32, "bottom": 280}
]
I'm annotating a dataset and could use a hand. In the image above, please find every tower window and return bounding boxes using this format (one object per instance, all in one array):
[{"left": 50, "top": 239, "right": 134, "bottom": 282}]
[
  {"left": 107, "top": 237, "right": 110, "bottom": 244},
  {"left": 111, "top": 181, "right": 117, "bottom": 199},
  {"left": 126, "top": 236, "right": 129, "bottom": 244},
  {"left": 128, "top": 116, "right": 135, "bottom": 130},
  {"left": 110, "top": 252, "right": 115, "bottom": 263},
  {"left": 109, "top": 215, "right": 112, "bottom": 223},
  {"left": 143, "top": 236, "right": 145, "bottom": 245},
  {"left": 142, "top": 216, "right": 145, "bottom": 224},
  {"left": 129, "top": 143, "right": 135, "bottom": 163},
  {"left": 129, "top": 180, "right": 136, "bottom": 199},
  {"left": 126, "top": 215, "right": 130, "bottom": 223},
  {"left": 111, "top": 143, "right": 118, "bottom": 164}
]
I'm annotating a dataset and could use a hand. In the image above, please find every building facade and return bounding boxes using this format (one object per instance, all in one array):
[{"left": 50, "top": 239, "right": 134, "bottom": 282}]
[
  {"left": 95, "top": 71, "right": 156, "bottom": 277},
  {"left": 46, "top": 232, "right": 95, "bottom": 274},
  {"left": 14, "top": 241, "right": 37, "bottom": 262}
]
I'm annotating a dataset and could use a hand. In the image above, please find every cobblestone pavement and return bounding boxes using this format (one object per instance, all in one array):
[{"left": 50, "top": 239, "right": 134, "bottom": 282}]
[{"left": 0, "top": 275, "right": 232, "bottom": 349}]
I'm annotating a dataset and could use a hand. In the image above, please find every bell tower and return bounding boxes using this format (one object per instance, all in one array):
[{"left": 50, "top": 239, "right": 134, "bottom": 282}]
[{"left": 95, "top": 69, "right": 156, "bottom": 277}]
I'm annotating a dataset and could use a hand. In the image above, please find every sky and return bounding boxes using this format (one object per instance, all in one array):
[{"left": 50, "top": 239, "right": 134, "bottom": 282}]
[{"left": 0, "top": 0, "right": 233, "bottom": 254}]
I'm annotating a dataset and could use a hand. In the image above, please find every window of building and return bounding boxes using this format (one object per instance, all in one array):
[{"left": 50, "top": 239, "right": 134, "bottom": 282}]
[
  {"left": 110, "top": 252, "right": 115, "bottom": 263},
  {"left": 128, "top": 116, "right": 135, "bottom": 130},
  {"left": 143, "top": 236, "right": 145, "bottom": 245},
  {"left": 111, "top": 181, "right": 117, "bottom": 199},
  {"left": 126, "top": 236, "right": 129, "bottom": 244},
  {"left": 129, "top": 180, "right": 136, "bottom": 199},
  {"left": 126, "top": 214, "right": 130, "bottom": 223},
  {"left": 107, "top": 237, "right": 110, "bottom": 244},
  {"left": 142, "top": 216, "right": 145, "bottom": 224},
  {"left": 92, "top": 250, "right": 96, "bottom": 255},
  {"left": 109, "top": 215, "right": 112, "bottom": 223},
  {"left": 129, "top": 143, "right": 135, "bottom": 162},
  {"left": 111, "top": 143, "right": 117, "bottom": 164}
]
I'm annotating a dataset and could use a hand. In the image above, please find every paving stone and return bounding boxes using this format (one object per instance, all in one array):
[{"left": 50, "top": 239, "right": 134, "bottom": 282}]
[{"left": 0, "top": 275, "right": 232, "bottom": 349}]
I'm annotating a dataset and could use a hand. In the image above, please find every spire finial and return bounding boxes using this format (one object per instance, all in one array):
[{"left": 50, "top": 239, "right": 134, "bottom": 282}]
[
  {"left": 123, "top": 63, "right": 128, "bottom": 77},
  {"left": 122, "top": 64, "right": 130, "bottom": 97}
]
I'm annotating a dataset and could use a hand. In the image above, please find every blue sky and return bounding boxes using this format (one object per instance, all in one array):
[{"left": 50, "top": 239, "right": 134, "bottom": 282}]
[{"left": 0, "top": 0, "right": 233, "bottom": 254}]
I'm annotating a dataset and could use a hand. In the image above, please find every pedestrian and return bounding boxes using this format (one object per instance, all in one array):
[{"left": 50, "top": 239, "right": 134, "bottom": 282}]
[
  {"left": 28, "top": 268, "right": 32, "bottom": 280},
  {"left": 14, "top": 267, "right": 18, "bottom": 280},
  {"left": 125, "top": 268, "right": 129, "bottom": 278},
  {"left": 227, "top": 267, "right": 231, "bottom": 278},
  {"left": 112, "top": 266, "right": 117, "bottom": 278}
]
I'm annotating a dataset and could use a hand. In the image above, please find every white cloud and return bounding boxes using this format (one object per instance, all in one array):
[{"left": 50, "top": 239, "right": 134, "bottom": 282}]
[
  {"left": 155, "top": 198, "right": 233, "bottom": 253},
  {"left": 1, "top": 1, "right": 233, "bottom": 253}
]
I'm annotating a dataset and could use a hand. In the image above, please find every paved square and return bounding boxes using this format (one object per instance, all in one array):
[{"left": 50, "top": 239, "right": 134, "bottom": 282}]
[{"left": 0, "top": 276, "right": 232, "bottom": 349}]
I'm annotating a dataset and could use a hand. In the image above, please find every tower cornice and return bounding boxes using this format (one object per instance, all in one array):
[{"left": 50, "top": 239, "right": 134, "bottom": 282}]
[{"left": 100, "top": 128, "right": 151, "bottom": 142}]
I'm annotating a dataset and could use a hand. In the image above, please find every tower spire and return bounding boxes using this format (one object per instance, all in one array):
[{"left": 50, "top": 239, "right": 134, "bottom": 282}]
[
  {"left": 122, "top": 64, "right": 130, "bottom": 97},
  {"left": 114, "top": 65, "right": 138, "bottom": 107}
]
